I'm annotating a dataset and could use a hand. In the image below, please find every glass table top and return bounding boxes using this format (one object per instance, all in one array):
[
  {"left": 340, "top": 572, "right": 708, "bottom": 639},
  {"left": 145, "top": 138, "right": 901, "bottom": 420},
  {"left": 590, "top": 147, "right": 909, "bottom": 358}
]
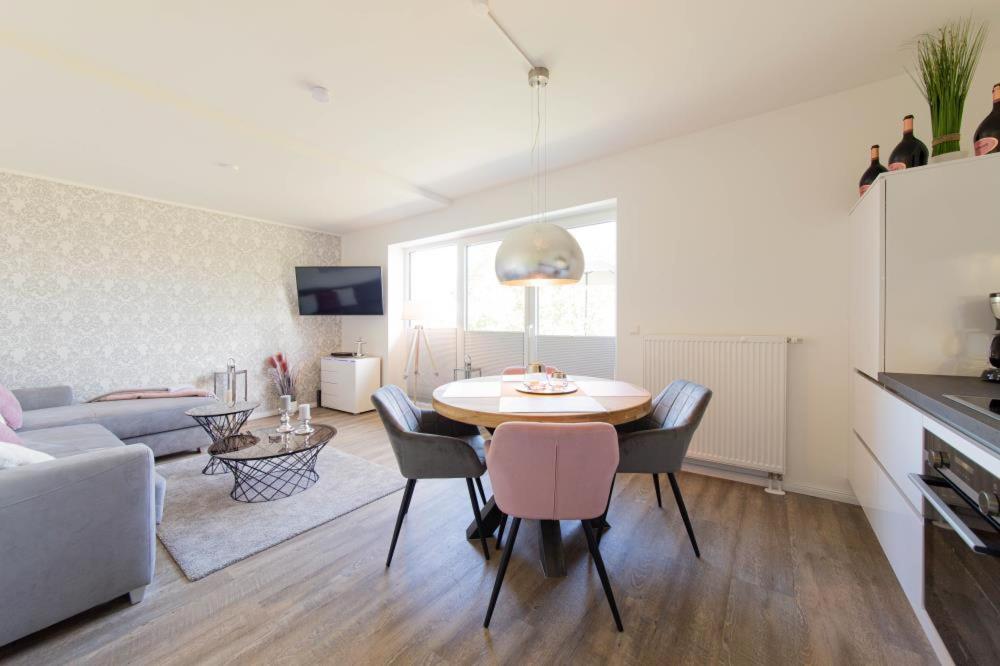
[
  {"left": 208, "top": 424, "right": 336, "bottom": 461},
  {"left": 185, "top": 401, "right": 260, "bottom": 417}
]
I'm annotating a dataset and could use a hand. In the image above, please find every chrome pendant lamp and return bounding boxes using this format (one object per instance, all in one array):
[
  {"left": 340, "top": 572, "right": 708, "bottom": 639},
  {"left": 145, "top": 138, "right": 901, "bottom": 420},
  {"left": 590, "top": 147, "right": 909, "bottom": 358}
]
[{"left": 495, "top": 66, "right": 584, "bottom": 286}]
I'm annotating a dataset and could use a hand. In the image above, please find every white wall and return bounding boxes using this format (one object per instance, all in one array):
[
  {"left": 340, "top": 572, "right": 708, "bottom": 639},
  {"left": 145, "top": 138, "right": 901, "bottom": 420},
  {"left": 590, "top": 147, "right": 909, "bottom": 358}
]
[{"left": 341, "top": 51, "right": 1000, "bottom": 500}]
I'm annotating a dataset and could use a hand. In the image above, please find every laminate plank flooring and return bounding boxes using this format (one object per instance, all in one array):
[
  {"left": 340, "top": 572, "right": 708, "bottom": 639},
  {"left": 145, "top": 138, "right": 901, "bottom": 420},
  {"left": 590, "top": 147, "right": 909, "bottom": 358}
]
[{"left": 0, "top": 408, "right": 936, "bottom": 665}]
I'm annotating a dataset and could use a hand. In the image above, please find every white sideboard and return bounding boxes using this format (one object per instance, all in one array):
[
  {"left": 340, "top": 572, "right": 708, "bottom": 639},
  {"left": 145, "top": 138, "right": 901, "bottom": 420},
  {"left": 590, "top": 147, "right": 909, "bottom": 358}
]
[{"left": 320, "top": 356, "right": 381, "bottom": 414}]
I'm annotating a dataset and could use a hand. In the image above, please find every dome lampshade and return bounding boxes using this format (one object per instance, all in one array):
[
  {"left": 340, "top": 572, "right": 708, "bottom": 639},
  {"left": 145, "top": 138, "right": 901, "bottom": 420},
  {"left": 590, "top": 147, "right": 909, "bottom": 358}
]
[{"left": 494, "top": 223, "right": 584, "bottom": 286}]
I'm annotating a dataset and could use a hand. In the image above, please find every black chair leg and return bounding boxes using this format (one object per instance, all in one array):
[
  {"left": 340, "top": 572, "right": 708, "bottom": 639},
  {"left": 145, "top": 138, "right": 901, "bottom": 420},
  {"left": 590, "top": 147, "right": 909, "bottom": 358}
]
[
  {"left": 475, "top": 476, "right": 488, "bottom": 505},
  {"left": 402, "top": 478, "right": 417, "bottom": 516},
  {"left": 386, "top": 479, "right": 416, "bottom": 567},
  {"left": 596, "top": 474, "right": 616, "bottom": 546},
  {"left": 581, "top": 521, "right": 624, "bottom": 632},
  {"left": 484, "top": 517, "right": 520, "bottom": 628},
  {"left": 652, "top": 473, "right": 662, "bottom": 508},
  {"left": 466, "top": 478, "right": 490, "bottom": 560},
  {"left": 496, "top": 513, "right": 508, "bottom": 549},
  {"left": 668, "top": 472, "right": 700, "bottom": 558}
]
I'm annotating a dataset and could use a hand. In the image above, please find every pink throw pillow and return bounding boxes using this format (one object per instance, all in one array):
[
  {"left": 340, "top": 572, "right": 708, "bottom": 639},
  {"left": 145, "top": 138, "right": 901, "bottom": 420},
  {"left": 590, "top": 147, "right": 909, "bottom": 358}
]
[
  {"left": 0, "top": 384, "right": 23, "bottom": 430},
  {"left": 0, "top": 421, "right": 22, "bottom": 445}
]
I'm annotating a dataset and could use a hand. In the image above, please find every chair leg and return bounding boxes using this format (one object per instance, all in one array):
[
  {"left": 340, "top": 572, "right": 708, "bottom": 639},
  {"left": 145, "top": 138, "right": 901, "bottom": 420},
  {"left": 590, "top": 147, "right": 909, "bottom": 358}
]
[
  {"left": 466, "top": 478, "right": 490, "bottom": 560},
  {"left": 668, "top": 472, "right": 700, "bottom": 558},
  {"left": 496, "top": 513, "right": 509, "bottom": 549},
  {"left": 596, "top": 474, "right": 616, "bottom": 546},
  {"left": 484, "top": 517, "right": 521, "bottom": 628},
  {"left": 581, "top": 521, "right": 624, "bottom": 632},
  {"left": 652, "top": 473, "right": 663, "bottom": 508},
  {"left": 402, "top": 478, "right": 417, "bottom": 516},
  {"left": 475, "top": 476, "right": 488, "bottom": 505},
  {"left": 386, "top": 479, "right": 416, "bottom": 567}
]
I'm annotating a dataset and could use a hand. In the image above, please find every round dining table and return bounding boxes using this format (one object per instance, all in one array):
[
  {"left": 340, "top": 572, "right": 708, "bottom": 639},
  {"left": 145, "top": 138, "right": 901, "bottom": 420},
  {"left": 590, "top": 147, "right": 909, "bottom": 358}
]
[{"left": 432, "top": 375, "right": 652, "bottom": 577}]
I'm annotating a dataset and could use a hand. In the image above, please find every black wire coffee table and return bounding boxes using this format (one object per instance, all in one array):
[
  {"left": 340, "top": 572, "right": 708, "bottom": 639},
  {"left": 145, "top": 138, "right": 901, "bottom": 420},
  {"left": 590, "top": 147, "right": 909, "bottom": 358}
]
[
  {"left": 209, "top": 424, "right": 336, "bottom": 503},
  {"left": 185, "top": 401, "right": 260, "bottom": 475}
]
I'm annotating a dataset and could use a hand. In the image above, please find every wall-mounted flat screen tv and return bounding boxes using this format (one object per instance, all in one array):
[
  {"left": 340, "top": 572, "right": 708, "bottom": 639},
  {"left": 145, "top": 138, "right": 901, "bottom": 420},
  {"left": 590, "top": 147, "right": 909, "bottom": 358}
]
[{"left": 295, "top": 266, "right": 384, "bottom": 315}]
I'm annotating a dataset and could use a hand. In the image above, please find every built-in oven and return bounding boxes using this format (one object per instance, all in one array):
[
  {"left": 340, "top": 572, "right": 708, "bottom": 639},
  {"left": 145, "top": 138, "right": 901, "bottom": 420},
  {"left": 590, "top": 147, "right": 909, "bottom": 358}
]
[{"left": 910, "top": 432, "right": 1000, "bottom": 664}]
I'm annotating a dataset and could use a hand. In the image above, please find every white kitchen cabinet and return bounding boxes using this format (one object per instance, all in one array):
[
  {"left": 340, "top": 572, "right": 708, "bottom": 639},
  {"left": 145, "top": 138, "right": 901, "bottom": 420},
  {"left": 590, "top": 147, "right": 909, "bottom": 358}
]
[
  {"left": 849, "top": 431, "right": 924, "bottom": 610},
  {"left": 851, "top": 372, "right": 925, "bottom": 512},
  {"left": 848, "top": 179, "right": 884, "bottom": 379},
  {"left": 320, "top": 356, "right": 381, "bottom": 414},
  {"left": 848, "top": 153, "right": 1000, "bottom": 379}
]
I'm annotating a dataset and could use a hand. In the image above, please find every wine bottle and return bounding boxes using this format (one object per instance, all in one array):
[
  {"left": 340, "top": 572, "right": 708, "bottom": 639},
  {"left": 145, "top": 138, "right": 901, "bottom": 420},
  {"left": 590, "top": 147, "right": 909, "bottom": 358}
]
[
  {"left": 973, "top": 83, "right": 1000, "bottom": 156},
  {"left": 858, "top": 145, "right": 887, "bottom": 196},
  {"left": 888, "top": 115, "right": 928, "bottom": 170}
]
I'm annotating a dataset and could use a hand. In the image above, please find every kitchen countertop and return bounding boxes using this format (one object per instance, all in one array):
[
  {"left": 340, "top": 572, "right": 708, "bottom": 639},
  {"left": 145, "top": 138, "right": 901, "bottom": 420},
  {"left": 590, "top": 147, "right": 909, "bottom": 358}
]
[{"left": 879, "top": 373, "right": 1000, "bottom": 456}]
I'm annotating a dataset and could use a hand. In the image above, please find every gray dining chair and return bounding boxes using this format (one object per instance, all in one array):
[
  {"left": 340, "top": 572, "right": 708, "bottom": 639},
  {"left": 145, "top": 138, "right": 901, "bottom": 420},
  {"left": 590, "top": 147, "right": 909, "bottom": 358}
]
[
  {"left": 371, "top": 384, "right": 491, "bottom": 566},
  {"left": 613, "top": 379, "right": 712, "bottom": 557}
]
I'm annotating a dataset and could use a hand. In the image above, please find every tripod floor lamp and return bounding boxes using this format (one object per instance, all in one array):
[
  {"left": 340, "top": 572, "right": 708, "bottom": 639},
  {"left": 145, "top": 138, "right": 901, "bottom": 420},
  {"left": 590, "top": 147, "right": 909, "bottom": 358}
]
[{"left": 402, "top": 301, "right": 438, "bottom": 399}]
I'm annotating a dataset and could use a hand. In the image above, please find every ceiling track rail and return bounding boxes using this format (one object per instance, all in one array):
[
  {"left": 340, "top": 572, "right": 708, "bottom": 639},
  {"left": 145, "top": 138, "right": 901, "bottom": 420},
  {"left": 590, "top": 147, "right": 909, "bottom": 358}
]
[{"left": 479, "top": 1, "right": 536, "bottom": 69}]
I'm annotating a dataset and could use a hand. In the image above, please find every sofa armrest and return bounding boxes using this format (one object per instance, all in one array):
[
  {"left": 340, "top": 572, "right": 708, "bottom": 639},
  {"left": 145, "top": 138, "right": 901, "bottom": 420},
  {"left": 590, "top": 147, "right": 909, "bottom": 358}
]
[
  {"left": 11, "top": 385, "right": 75, "bottom": 411},
  {"left": 0, "top": 445, "right": 156, "bottom": 646}
]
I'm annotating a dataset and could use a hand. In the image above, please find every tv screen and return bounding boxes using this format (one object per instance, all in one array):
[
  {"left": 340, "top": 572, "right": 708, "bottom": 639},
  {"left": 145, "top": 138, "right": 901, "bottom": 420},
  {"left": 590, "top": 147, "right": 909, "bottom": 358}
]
[{"left": 295, "top": 266, "right": 384, "bottom": 315}]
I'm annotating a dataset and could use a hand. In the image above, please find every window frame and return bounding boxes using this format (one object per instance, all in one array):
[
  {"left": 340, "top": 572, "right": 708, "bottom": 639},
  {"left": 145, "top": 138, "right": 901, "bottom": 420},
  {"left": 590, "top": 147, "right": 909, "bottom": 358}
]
[{"left": 402, "top": 212, "right": 617, "bottom": 366}]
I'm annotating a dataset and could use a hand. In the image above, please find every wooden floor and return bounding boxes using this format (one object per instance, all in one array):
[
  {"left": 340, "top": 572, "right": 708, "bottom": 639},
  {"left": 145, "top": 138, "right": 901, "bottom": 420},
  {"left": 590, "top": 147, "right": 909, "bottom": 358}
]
[{"left": 1, "top": 408, "right": 935, "bottom": 665}]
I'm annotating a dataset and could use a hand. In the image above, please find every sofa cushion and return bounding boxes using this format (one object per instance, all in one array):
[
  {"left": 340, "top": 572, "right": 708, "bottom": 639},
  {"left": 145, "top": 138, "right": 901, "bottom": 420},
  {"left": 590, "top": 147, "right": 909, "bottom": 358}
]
[
  {"left": 90, "top": 397, "right": 216, "bottom": 439},
  {"left": 18, "top": 404, "right": 97, "bottom": 433},
  {"left": 18, "top": 424, "right": 125, "bottom": 458},
  {"left": 18, "top": 396, "right": 216, "bottom": 440},
  {"left": 0, "top": 384, "right": 23, "bottom": 429}
]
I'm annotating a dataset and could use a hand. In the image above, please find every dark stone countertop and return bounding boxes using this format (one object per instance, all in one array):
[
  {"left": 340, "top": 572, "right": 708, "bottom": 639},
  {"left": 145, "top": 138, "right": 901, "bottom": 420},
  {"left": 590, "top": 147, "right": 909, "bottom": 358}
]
[{"left": 878, "top": 373, "right": 1000, "bottom": 457}]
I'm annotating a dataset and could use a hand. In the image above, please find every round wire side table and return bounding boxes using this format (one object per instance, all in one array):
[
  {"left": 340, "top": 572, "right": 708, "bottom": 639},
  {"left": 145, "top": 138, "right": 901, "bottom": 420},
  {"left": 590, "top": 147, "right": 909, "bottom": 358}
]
[{"left": 184, "top": 401, "right": 260, "bottom": 475}]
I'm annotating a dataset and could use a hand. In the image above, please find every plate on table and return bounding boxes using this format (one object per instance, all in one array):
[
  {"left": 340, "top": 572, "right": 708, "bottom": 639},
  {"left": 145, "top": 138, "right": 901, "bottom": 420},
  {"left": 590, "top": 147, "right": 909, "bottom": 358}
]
[{"left": 515, "top": 382, "right": 578, "bottom": 395}]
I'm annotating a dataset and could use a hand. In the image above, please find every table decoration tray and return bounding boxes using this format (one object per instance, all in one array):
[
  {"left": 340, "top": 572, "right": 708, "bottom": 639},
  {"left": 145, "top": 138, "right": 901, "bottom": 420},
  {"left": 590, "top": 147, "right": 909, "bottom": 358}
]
[{"left": 514, "top": 382, "right": 578, "bottom": 395}]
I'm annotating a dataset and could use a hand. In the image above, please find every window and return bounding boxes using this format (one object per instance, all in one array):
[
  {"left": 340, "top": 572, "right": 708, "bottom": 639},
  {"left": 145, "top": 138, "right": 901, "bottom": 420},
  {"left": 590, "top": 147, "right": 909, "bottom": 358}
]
[
  {"left": 465, "top": 240, "right": 525, "bottom": 332},
  {"left": 537, "top": 222, "right": 616, "bottom": 336},
  {"left": 407, "top": 244, "right": 456, "bottom": 328}
]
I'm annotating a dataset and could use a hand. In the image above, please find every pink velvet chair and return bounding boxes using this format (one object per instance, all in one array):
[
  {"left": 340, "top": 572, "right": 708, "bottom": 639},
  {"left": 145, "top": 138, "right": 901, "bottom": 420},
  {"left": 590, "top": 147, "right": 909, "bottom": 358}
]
[{"left": 483, "top": 422, "right": 623, "bottom": 631}]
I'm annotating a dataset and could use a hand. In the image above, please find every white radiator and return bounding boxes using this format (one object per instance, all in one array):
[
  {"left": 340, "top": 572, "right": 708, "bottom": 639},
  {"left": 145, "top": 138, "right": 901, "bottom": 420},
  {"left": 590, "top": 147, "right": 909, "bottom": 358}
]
[{"left": 643, "top": 335, "right": 788, "bottom": 475}]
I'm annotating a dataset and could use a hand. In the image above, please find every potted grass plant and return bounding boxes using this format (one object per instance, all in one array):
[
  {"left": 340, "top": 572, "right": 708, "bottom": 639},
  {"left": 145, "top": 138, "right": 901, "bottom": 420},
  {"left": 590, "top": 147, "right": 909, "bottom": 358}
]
[
  {"left": 909, "top": 17, "right": 988, "bottom": 161},
  {"left": 910, "top": 18, "right": 987, "bottom": 162}
]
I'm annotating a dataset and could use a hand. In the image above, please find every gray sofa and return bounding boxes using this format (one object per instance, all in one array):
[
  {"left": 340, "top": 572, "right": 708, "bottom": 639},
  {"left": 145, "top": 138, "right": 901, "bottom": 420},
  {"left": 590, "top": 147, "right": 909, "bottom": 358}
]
[
  {"left": 0, "top": 385, "right": 213, "bottom": 647},
  {"left": 15, "top": 385, "right": 214, "bottom": 458}
]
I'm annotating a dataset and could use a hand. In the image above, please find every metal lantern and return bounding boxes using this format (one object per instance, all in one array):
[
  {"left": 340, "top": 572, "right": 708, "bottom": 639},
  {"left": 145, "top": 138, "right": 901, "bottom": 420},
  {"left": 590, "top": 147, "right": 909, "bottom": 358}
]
[{"left": 214, "top": 357, "right": 247, "bottom": 406}]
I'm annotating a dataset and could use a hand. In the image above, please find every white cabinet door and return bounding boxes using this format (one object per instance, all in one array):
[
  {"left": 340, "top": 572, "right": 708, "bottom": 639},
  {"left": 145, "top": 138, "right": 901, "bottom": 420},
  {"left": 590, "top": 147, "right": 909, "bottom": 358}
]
[
  {"left": 850, "top": 432, "right": 924, "bottom": 610},
  {"left": 884, "top": 156, "right": 1000, "bottom": 375},
  {"left": 852, "top": 372, "right": 925, "bottom": 512},
  {"left": 848, "top": 180, "right": 884, "bottom": 378}
]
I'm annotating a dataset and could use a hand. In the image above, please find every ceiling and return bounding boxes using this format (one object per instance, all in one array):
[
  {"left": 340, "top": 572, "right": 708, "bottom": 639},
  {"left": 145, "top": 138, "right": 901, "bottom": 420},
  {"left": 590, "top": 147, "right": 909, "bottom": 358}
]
[{"left": 2, "top": 1, "right": 998, "bottom": 234}]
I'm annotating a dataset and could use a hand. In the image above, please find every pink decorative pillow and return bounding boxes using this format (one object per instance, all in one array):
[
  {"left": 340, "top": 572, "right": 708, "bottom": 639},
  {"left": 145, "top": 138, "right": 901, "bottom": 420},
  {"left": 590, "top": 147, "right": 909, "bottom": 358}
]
[
  {"left": 0, "top": 384, "right": 23, "bottom": 430},
  {"left": 0, "top": 421, "right": 22, "bottom": 445}
]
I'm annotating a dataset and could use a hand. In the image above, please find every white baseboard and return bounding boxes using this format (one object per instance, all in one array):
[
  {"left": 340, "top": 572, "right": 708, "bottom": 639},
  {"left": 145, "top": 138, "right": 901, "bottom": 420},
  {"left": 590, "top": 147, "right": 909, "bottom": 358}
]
[{"left": 681, "top": 460, "right": 858, "bottom": 505}]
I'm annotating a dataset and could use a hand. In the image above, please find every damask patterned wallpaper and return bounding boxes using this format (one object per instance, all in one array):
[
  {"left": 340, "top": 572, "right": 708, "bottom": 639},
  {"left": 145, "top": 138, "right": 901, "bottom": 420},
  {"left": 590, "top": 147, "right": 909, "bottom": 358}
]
[{"left": 0, "top": 172, "right": 342, "bottom": 410}]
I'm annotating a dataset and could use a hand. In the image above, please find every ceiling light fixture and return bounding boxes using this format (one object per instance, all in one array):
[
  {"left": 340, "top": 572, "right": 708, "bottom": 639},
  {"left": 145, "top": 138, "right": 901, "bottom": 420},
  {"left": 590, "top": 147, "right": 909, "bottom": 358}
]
[
  {"left": 310, "top": 85, "right": 331, "bottom": 103},
  {"left": 216, "top": 162, "right": 240, "bottom": 171},
  {"left": 493, "top": 65, "right": 583, "bottom": 286}
]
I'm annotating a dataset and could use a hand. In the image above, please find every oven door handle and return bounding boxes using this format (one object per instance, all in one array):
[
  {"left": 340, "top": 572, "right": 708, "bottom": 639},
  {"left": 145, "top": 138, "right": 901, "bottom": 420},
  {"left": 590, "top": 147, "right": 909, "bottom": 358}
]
[{"left": 909, "top": 473, "right": 1000, "bottom": 556}]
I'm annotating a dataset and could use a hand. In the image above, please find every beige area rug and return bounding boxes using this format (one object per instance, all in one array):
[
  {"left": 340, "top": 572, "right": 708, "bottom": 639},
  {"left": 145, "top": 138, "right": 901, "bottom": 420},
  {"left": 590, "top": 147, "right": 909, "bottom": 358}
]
[{"left": 156, "top": 449, "right": 404, "bottom": 581}]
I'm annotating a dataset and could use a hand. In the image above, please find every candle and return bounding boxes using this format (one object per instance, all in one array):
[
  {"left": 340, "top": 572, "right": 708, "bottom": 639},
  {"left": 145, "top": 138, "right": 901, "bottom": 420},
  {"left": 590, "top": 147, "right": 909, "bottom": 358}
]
[
  {"left": 299, "top": 403, "right": 310, "bottom": 420},
  {"left": 280, "top": 395, "right": 292, "bottom": 413}
]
